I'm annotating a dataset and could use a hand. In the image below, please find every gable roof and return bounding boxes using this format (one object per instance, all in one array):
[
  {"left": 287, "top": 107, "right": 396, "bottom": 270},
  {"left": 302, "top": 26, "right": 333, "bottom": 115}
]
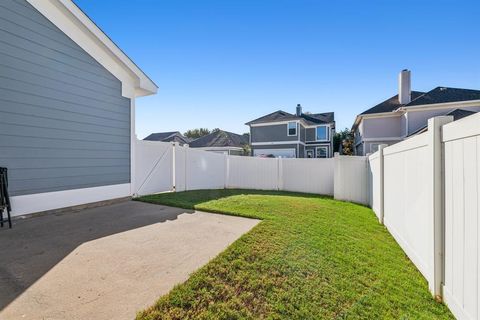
[
  {"left": 354, "top": 86, "right": 480, "bottom": 131},
  {"left": 405, "top": 87, "right": 480, "bottom": 107},
  {"left": 360, "top": 91, "right": 426, "bottom": 115},
  {"left": 246, "top": 110, "right": 335, "bottom": 126},
  {"left": 144, "top": 132, "right": 191, "bottom": 144},
  {"left": 407, "top": 108, "right": 478, "bottom": 137},
  {"left": 360, "top": 87, "right": 480, "bottom": 116},
  {"left": 29, "top": 0, "right": 157, "bottom": 97},
  {"left": 189, "top": 130, "right": 249, "bottom": 148}
]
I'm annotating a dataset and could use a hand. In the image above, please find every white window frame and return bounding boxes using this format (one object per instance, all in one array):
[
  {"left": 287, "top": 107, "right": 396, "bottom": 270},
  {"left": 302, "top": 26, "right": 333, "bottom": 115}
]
[
  {"left": 315, "top": 125, "right": 329, "bottom": 141},
  {"left": 287, "top": 121, "right": 297, "bottom": 136},
  {"left": 316, "top": 146, "right": 328, "bottom": 158}
]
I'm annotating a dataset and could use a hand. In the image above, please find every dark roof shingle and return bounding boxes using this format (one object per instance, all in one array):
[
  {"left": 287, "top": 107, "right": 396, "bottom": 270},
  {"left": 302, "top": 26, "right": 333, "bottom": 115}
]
[
  {"left": 246, "top": 110, "right": 335, "bottom": 125},
  {"left": 189, "top": 130, "right": 249, "bottom": 148},
  {"left": 143, "top": 131, "right": 191, "bottom": 144},
  {"left": 405, "top": 87, "right": 480, "bottom": 106},
  {"left": 360, "top": 91, "right": 425, "bottom": 115}
]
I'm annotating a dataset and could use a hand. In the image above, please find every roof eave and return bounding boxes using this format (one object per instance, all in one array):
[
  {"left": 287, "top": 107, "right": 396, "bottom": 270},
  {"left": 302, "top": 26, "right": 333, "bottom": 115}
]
[{"left": 399, "top": 99, "right": 480, "bottom": 111}]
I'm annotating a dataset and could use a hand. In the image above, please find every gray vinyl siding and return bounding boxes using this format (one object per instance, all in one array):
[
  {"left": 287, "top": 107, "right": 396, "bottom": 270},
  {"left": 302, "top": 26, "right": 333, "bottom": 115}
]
[
  {"left": 298, "top": 145, "right": 305, "bottom": 158},
  {"left": 299, "top": 124, "right": 306, "bottom": 142},
  {"left": 306, "top": 127, "right": 316, "bottom": 141},
  {"left": 0, "top": 0, "right": 131, "bottom": 196},
  {"left": 251, "top": 124, "right": 298, "bottom": 142}
]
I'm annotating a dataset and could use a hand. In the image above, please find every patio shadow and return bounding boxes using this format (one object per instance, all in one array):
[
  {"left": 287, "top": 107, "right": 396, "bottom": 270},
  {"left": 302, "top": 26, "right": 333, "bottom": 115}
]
[{"left": 0, "top": 200, "right": 193, "bottom": 311}]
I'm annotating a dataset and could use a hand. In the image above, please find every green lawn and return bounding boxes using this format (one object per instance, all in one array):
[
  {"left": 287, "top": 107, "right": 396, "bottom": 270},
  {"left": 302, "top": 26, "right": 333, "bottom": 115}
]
[{"left": 136, "top": 189, "right": 453, "bottom": 320}]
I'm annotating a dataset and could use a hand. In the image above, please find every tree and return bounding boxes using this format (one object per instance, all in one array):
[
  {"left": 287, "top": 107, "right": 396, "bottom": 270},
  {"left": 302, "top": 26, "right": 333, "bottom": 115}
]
[
  {"left": 333, "top": 128, "right": 354, "bottom": 155},
  {"left": 184, "top": 128, "right": 211, "bottom": 139}
]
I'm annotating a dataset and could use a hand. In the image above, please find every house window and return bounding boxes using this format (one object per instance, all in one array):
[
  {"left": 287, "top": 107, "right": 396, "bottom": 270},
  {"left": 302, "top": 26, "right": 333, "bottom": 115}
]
[
  {"left": 370, "top": 144, "right": 380, "bottom": 153},
  {"left": 287, "top": 122, "right": 297, "bottom": 136},
  {"left": 316, "top": 146, "right": 328, "bottom": 158},
  {"left": 316, "top": 125, "right": 328, "bottom": 141},
  {"left": 306, "top": 150, "right": 314, "bottom": 158}
]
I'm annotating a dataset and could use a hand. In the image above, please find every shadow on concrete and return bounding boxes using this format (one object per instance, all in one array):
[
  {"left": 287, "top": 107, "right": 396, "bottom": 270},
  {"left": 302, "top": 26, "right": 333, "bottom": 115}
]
[{"left": 0, "top": 200, "right": 193, "bottom": 311}]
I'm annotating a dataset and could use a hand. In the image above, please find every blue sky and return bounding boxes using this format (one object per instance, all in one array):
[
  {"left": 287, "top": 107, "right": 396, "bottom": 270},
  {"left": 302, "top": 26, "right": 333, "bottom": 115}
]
[{"left": 75, "top": 0, "right": 479, "bottom": 138}]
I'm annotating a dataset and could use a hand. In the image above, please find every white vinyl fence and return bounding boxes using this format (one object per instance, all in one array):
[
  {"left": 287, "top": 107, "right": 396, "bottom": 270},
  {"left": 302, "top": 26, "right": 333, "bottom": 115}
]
[
  {"left": 334, "top": 155, "right": 369, "bottom": 205},
  {"left": 227, "top": 156, "right": 280, "bottom": 190},
  {"left": 383, "top": 131, "right": 436, "bottom": 291},
  {"left": 366, "top": 113, "right": 480, "bottom": 320},
  {"left": 136, "top": 113, "right": 480, "bottom": 319},
  {"left": 135, "top": 141, "right": 339, "bottom": 197}
]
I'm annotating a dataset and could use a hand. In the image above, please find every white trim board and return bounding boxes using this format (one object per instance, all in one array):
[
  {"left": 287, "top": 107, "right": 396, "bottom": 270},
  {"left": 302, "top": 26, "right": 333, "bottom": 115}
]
[
  {"left": 10, "top": 183, "right": 131, "bottom": 217},
  {"left": 250, "top": 120, "right": 334, "bottom": 128},
  {"left": 361, "top": 137, "right": 404, "bottom": 142},
  {"left": 400, "top": 99, "right": 480, "bottom": 112},
  {"left": 252, "top": 141, "right": 305, "bottom": 146}
]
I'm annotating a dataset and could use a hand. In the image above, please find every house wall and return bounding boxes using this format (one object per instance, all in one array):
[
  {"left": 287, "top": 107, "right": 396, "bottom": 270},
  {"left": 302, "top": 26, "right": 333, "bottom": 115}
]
[
  {"left": 362, "top": 116, "right": 402, "bottom": 138},
  {"left": 306, "top": 127, "right": 316, "bottom": 141},
  {"left": 251, "top": 123, "right": 299, "bottom": 142},
  {"left": 305, "top": 125, "right": 333, "bottom": 142},
  {"left": 0, "top": 0, "right": 131, "bottom": 197},
  {"left": 363, "top": 140, "right": 402, "bottom": 155},
  {"left": 299, "top": 124, "right": 306, "bottom": 142},
  {"left": 406, "top": 105, "right": 480, "bottom": 135},
  {"left": 355, "top": 143, "right": 364, "bottom": 156},
  {"left": 305, "top": 144, "right": 332, "bottom": 158}
]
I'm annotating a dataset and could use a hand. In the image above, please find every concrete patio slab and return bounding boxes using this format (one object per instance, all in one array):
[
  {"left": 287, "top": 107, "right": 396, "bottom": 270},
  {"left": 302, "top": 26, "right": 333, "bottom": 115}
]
[{"left": 0, "top": 200, "right": 259, "bottom": 320}]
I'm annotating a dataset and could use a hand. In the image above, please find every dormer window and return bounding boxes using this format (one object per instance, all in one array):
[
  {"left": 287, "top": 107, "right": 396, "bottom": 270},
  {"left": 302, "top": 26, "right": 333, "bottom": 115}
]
[
  {"left": 316, "top": 125, "right": 329, "bottom": 141},
  {"left": 287, "top": 122, "right": 297, "bottom": 136}
]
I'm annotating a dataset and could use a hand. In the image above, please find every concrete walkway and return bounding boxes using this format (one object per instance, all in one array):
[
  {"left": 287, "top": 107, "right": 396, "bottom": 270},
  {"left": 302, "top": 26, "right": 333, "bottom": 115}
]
[{"left": 0, "top": 200, "right": 259, "bottom": 320}]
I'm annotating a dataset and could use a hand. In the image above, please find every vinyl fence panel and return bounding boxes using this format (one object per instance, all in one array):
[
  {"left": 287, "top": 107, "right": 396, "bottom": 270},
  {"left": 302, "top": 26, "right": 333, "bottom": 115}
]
[
  {"left": 227, "top": 156, "right": 279, "bottom": 190},
  {"left": 382, "top": 133, "right": 433, "bottom": 284},
  {"left": 334, "top": 155, "right": 369, "bottom": 205},
  {"left": 281, "top": 158, "right": 334, "bottom": 195},
  {"left": 443, "top": 113, "right": 480, "bottom": 320},
  {"left": 184, "top": 147, "right": 226, "bottom": 190}
]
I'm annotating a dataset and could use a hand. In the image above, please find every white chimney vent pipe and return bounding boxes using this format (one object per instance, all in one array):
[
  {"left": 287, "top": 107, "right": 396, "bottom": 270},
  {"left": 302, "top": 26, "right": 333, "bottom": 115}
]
[{"left": 398, "top": 69, "right": 411, "bottom": 104}]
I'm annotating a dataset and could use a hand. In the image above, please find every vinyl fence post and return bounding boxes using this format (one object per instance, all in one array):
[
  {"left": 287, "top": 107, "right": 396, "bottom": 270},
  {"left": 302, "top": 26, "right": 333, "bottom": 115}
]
[
  {"left": 224, "top": 154, "right": 230, "bottom": 189},
  {"left": 428, "top": 116, "right": 453, "bottom": 299},
  {"left": 172, "top": 142, "right": 176, "bottom": 192},
  {"left": 333, "top": 152, "right": 340, "bottom": 200},
  {"left": 184, "top": 145, "right": 188, "bottom": 191},
  {"left": 277, "top": 157, "right": 283, "bottom": 191},
  {"left": 378, "top": 144, "right": 387, "bottom": 225}
]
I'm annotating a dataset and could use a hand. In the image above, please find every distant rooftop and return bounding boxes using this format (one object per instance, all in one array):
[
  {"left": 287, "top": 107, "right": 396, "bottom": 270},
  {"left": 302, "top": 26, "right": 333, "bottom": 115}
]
[
  {"left": 143, "top": 131, "right": 191, "bottom": 144},
  {"left": 189, "top": 130, "right": 248, "bottom": 148},
  {"left": 246, "top": 110, "right": 335, "bottom": 126}
]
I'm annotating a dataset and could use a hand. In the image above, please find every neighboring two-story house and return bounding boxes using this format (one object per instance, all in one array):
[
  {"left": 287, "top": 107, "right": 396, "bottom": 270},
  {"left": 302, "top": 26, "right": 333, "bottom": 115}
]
[
  {"left": 352, "top": 70, "right": 480, "bottom": 155},
  {"left": 246, "top": 105, "right": 335, "bottom": 158}
]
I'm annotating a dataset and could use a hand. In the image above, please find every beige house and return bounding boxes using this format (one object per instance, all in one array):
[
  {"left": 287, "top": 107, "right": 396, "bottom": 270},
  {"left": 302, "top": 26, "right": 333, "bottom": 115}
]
[{"left": 352, "top": 70, "right": 480, "bottom": 155}]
